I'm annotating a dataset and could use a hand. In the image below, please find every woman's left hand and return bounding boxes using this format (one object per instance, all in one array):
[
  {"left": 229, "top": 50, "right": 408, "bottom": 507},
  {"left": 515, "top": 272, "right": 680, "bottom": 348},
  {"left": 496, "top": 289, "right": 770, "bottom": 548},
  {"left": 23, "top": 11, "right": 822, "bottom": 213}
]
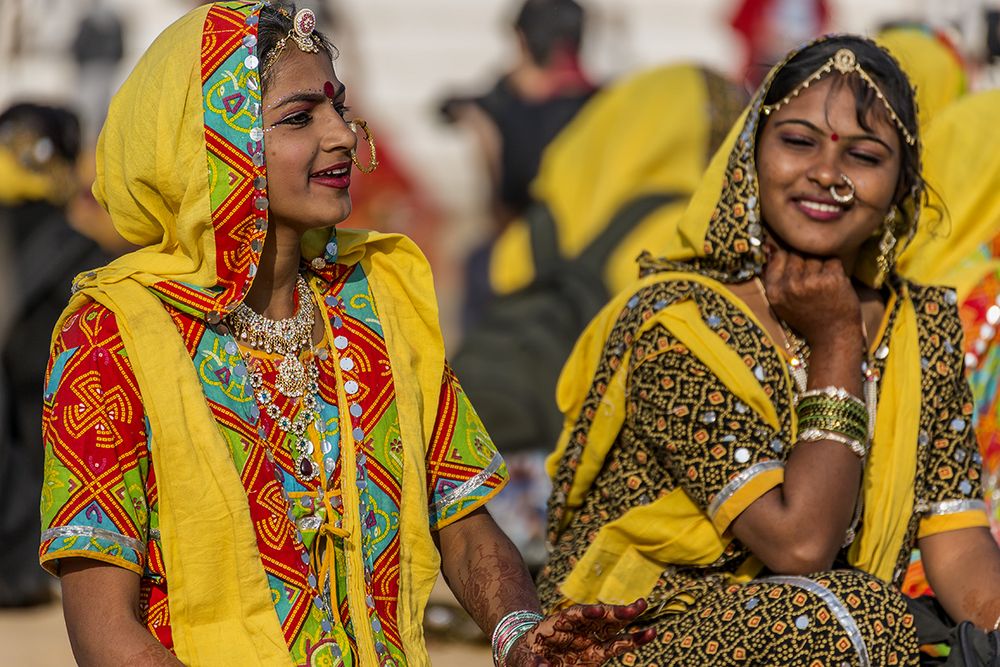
[{"left": 505, "top": 599, "right": 656, "bottom": 666}]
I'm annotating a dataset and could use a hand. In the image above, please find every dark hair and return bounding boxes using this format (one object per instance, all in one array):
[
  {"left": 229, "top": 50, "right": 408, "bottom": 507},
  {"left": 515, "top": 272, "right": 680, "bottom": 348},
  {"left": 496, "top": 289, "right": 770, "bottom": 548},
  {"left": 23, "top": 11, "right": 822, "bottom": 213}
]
[
  {"left": 258, "top": 2, "right": 339, "bottom": 90},
  {"left": 762, "top": 36, "right": 924, "bottom": 236},
  {"left": 0, "top": 102, "right": 81, "bottom": 163},
  {"left": 514, "top": 0, "right": 585, "bottom": 66}
]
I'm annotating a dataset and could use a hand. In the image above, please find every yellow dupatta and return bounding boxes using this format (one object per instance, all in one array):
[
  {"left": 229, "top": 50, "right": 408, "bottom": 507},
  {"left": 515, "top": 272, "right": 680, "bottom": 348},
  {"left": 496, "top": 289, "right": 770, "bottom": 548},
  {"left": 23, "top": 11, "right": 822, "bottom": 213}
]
[
  {"left": 489, "top": 65, "right": 745, "bottom": 296},
  {"left": 897, "top": 90, "right": 1000, "bottom": 299},
  {"left": 877, "top": 27, "right": 967, "bottom": 128},
  {"left": 53, "top": 4, "right": 443, "bottom": 664},
  {"left": 546, "top": 36, "right": 925, "bottom": 606}
]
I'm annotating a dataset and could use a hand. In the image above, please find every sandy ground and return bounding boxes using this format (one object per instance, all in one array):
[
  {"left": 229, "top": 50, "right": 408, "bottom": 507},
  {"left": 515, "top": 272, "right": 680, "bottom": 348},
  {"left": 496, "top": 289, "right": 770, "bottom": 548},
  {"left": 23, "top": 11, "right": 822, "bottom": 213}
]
[{"left": 0, "top": 596, "right": 491, "bottom": 666}]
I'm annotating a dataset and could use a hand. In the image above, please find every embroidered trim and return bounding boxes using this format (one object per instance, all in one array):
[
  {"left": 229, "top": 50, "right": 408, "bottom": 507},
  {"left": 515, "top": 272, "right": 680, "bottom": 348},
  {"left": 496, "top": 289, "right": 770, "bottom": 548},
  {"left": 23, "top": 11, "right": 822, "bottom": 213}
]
[
  {"left": 763, "top": 575, "right": 870, "bottom": 667},
  {"left": 432, "top": 451, "right": 505, "bottom": 514},
  {"left": 41, "top": 525, "right": 147, "bottom": 556},
  {"left": 919, "top": 498, "right": 987, "bottom": 516},
  {"left": 707, "top": 460, "right": 784, "bottom": 518}
]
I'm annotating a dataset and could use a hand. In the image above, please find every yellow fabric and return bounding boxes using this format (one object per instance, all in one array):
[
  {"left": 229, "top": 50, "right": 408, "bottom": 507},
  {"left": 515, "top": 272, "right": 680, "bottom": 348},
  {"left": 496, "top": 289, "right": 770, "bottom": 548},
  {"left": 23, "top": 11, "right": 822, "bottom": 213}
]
[
  {"left": 346, "top": 233, "right": 446, "bottom": 665},
  {"left": 51, "top": 5, "right": 445, "bottom": 664},
  {"left": 87, "top": 6, "right": 218, "bottom": 290},
  {"left": 0, "top": 147, "right": 58, "bottom": 204},
  {"left": 549, "top": 38, "right": 930, "bottom": 601},
  {"left": 918, "top": 510, "right": 992, "bottom": 540},
  {"left": 490, "top": 65, "right": 722, "bottom": 296},
  {"left": 846, "top": 289, "right": 919, "bottom": 580},
  {"left": 897, "top": 90, "right": 1000, "bottom": 299},
  {"left": 877, "top": 28, "right": 966, "bottom": 128},
  {"left": 549, "top": 275, "right": 790, "bottom": 602}
]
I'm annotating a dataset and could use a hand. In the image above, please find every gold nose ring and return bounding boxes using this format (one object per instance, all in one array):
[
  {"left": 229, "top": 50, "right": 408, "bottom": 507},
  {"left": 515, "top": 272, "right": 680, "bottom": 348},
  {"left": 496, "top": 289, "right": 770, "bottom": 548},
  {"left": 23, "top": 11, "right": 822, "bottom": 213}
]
[
  {"left": 829, "top": 173, "right": 855, "bottom": 204},
  {"left": 348, "top": 119, "right": 378, "bottom": 174}
]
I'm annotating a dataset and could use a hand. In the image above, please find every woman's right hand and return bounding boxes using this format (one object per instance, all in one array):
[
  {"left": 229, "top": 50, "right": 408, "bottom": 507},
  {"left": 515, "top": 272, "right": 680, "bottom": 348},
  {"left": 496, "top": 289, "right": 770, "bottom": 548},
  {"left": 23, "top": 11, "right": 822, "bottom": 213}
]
[{"left": 761, "top": 240, "right": 863, "bottom": 351}]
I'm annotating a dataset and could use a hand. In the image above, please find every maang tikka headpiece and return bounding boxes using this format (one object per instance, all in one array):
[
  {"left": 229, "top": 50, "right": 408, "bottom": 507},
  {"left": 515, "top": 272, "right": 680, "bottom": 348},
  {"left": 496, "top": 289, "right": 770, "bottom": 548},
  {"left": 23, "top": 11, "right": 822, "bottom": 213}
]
[
  {"left": 761, "top": 48, "right": 917, "bottom": 147},
  {"left": 262, "top": 7, "right": 321, "bottom": 77}
]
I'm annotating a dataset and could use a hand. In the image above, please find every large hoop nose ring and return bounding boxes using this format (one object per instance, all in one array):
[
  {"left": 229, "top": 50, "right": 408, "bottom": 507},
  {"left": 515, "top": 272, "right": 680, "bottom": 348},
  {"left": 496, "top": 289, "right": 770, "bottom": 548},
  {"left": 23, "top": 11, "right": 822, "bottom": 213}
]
[
  {"left": 829, "top": 173, "right": 856, "bottom": 205},
  {"left": 348, "top": 118, "right": 379, "bottom": 174}
]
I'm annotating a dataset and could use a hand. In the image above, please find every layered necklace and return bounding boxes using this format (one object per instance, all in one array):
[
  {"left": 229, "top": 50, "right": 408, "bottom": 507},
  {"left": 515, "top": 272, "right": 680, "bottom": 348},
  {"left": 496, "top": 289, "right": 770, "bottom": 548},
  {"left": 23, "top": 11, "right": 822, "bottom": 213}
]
[{"left": 228, "top": 275, "right": 323, "bottom": 481}]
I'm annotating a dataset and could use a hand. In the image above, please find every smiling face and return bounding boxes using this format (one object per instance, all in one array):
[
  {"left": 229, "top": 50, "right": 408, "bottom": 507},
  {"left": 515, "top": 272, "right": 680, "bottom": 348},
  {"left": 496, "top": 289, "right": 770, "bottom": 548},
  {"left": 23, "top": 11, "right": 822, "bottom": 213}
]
[
  {"left": 756, "top": 76, "right": 902, "bottom": 270},
  {"left": 261, "top": 48, "right": 357, "bottom": 235}
]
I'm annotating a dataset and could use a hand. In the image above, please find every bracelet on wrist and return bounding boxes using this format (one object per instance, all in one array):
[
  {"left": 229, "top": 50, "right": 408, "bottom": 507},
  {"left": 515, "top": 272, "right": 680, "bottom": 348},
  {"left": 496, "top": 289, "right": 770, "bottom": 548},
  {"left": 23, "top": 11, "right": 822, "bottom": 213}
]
[
  {"left": 798, "top": 427, "right": 868, "bottom": 459},
  {"left": 492, "top": 610, "right": 544, "bottom": 666},
  {"left": 795, "top": 387, "right": 869, "bottom": 444},
  {"left": 797, "top": 386, "right": 865, "bottom": 408}
]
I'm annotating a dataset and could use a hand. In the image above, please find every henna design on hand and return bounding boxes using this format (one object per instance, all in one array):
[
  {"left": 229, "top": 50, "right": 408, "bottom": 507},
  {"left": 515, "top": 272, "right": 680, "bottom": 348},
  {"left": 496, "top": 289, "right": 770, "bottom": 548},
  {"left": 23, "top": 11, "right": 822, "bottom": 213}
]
[{"left": 506, "top": 599, "right": 656, "bottom": 666}]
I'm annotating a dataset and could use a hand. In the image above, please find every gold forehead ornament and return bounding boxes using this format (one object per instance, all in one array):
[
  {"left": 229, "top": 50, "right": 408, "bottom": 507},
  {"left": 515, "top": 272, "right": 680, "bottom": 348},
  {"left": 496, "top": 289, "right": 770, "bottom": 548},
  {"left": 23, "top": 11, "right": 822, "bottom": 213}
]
[
  {"left": 261, "top": 8, "right": 322, "bottom": 77},
  {"left": 761, "top": 48, "right": 916, "bottom": 147}
]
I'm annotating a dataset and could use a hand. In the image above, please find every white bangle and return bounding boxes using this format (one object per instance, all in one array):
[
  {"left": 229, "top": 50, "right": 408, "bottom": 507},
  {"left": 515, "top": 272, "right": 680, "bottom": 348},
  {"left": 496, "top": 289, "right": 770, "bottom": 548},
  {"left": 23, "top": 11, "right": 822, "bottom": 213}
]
[
  {"left": 993, "top": 611, "right": 1000, "bottom": 631},
  {"left": 798, "top": 427, "right": 868, "bottom": 459}
]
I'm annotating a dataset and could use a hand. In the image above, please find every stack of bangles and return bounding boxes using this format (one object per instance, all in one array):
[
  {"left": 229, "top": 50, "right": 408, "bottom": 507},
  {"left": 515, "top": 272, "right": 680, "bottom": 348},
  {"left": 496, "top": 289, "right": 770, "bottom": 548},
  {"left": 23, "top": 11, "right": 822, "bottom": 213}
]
[
  {"left": 492, "top": 609, "right": 544, "bottom": 666},
  {"left": 796, "top": 386, "right": 869, "bottom": 459}
]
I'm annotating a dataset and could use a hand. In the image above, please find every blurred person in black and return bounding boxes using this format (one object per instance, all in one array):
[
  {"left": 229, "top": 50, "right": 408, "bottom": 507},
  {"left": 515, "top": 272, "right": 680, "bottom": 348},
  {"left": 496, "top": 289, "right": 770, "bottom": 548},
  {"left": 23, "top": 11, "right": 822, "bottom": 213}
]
[
  {"left": 0, "top": 102, "right": 112, "bottom": 607},
  {"left": 441, "top": 0, "right": 597, "bottom": 232},
  {"left": 441, "top": 0, "right": 598, "bottom": 330}
]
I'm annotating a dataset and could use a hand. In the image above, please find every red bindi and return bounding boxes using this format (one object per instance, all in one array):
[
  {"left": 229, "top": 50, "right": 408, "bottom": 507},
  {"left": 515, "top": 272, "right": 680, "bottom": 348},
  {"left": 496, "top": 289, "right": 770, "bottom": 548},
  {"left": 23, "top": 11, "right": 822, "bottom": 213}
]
[
  {"left": 323, "top": 80, "right": 335, "bottom": 99},
  {"left": 830, "top": 132, "right": 839, "bottom": 142}
]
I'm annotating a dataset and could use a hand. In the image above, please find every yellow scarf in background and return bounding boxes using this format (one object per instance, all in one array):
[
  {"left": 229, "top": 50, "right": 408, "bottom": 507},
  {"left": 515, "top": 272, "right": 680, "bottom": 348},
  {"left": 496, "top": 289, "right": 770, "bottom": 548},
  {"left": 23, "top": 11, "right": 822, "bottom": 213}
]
[
  {"left": 877, "top": 27, "right": 967, "bottom": 128},
  {"left": 490, "top": 65, "right": 744, "bottom": 296},
  {"left": 547, "top": 37, "right": 924, "bottom": 605},
  {"left": 897, "top": 90, "right": 1000, "bottom": 299},
  {"left": 54, "top": 4, "right": 444, "bottom": 664}
]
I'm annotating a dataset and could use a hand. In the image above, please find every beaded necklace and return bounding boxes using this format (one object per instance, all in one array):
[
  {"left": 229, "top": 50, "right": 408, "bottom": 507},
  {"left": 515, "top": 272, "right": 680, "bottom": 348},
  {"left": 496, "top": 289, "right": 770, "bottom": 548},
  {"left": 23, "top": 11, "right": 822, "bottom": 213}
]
[{"left": 227, "top": 274, "right": 324, "bottom": 481}]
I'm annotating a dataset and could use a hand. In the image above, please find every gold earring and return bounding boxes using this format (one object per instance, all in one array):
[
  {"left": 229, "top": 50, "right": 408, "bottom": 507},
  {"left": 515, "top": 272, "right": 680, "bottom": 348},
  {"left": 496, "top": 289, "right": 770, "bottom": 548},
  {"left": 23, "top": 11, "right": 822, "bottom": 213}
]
[
  {"left": 871, "top": 209, "right": 898, "bottom": 288},
  {"left": 349, "top": 119, "right": 378, "bottom": 174}
]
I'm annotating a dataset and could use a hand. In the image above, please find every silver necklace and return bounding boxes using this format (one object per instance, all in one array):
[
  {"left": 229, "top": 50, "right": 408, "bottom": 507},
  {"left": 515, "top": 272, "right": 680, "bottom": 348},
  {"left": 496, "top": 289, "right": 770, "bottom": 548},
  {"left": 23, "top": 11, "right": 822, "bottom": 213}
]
[
  {"left": 248, "top": 353, "right": 323, "bottom": 482},
  {"left": 228, "top": 275, "right": 315, "bottom": 398}
]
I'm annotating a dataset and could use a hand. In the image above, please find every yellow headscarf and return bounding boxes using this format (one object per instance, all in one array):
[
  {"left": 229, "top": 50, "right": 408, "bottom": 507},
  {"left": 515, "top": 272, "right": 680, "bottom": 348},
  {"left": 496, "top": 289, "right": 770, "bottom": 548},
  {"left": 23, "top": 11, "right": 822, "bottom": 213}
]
[
  {"left": 489, "top": 65, "right": 746, "bottom": 296},
  {"left": 897, "top": 90, "right": 1000, "bottom": 299},
  {"left": 546, "top": 36, "right": 929, "bottom": 606},
  {"left": 877, "top": 27, "right": 967, "bottom": 128},
  {"left": 54, "top": 4, "right": 444, "bottom": 664}
]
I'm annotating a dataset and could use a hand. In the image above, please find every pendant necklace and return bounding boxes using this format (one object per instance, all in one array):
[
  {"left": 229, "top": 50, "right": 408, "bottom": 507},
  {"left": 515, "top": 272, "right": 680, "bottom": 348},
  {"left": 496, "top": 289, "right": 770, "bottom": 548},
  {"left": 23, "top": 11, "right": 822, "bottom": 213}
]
[{"left": 227, "top": 274, "right": 324, "bottom": 481}]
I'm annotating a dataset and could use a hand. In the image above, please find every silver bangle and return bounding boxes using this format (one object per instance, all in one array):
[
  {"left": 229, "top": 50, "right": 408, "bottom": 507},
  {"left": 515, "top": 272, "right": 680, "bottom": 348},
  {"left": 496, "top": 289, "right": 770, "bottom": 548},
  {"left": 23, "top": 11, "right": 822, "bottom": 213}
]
[
  {"left": 798, "top": 427, "right": 868, "bottom": 459},
  {"left": 993, "top": 611, "right": 1000, "bottom": 631},
  {"left": 492, "top": 609, "right": 543, "bottom": 666}
]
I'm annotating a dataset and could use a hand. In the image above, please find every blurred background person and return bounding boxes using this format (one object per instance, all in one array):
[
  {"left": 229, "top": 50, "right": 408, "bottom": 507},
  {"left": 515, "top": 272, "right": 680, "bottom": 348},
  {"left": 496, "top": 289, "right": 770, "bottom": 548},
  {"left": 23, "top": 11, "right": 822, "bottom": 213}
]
[
  {"left": 452, "top": 64, "right": 747, "bottom": 569},
  {"left": 730, "top": 0, "right": 830, "bottom": 87},
  {"left": 70, "top": 0, "right": 125, "bottom": 141},
  {"left": 440, "top": 0, "right": 598, "bottom": 335},
  {"left": 440, "top": 0, "right": 597, "bottom": 234},
  {"left": 0, "top": 102, "right": 114, "bottom": 607}
]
